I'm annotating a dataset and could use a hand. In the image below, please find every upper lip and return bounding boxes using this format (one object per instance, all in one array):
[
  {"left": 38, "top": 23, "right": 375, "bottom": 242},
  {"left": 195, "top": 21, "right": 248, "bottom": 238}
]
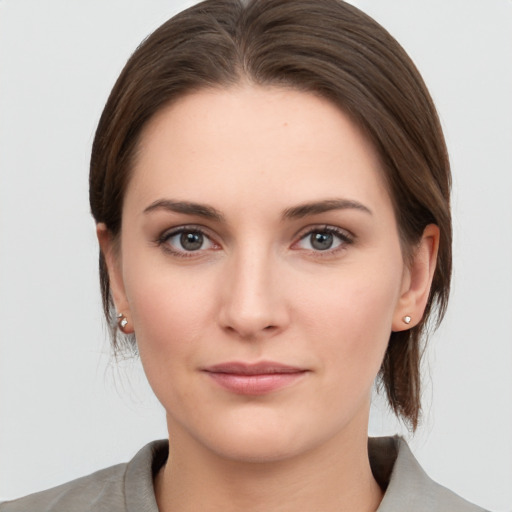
[{"left": 203, "top": 361, "right": 307, "bottom": 375}]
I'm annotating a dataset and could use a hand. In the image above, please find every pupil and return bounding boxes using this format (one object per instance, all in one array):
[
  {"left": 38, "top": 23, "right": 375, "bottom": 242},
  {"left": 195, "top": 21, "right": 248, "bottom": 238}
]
[
  {"left": 181, "top": 232, "right": 203, "bottom": 251},
  {"left": 311, "top": 232, "right": 333, "bottom": 250}
]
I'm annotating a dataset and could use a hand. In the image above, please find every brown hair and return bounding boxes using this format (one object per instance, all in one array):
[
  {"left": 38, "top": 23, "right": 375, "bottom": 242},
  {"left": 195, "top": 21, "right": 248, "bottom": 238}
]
[{"left": 90, "top": 0, "right": 451, "bottom": 430}]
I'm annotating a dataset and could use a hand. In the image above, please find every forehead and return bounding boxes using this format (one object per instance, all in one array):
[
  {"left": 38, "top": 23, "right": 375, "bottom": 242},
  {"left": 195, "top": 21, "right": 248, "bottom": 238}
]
[{"left": 126, "top": 85, "right": 391, "bottom": 216}]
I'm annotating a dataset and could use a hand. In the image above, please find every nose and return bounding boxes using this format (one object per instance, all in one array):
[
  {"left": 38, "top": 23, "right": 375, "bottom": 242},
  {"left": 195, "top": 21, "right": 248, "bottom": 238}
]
[{"left": 218, "top": 248, "right": 289, "bottom": 340}]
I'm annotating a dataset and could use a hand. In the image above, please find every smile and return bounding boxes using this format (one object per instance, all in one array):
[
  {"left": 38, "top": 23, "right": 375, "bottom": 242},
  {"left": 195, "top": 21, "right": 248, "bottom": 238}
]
[{"left": 202, "top": 361, "right": 309, "bottom": 395}]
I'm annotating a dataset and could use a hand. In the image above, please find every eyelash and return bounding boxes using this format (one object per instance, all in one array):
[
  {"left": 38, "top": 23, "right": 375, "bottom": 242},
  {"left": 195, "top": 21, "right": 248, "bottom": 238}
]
[
  {"left": 156, "top": 225, "right": 217, "bottom": 258},
  {"left": 293, "top": 225, "right": 354, "bottom": 257},
  {"left": 155, "top": 224, "right": 354, "bottom": 258}
]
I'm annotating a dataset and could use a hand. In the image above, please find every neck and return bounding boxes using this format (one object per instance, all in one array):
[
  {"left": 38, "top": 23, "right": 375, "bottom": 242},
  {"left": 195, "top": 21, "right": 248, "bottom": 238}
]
[{"left": 155, "top": 421, "right": 383, "bottom": 512}]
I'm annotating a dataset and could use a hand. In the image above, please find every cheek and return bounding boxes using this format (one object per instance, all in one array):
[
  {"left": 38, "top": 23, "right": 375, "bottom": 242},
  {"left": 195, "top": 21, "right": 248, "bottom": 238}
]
[
  {"left": 121, "top": 250, "right": 217, "bottom": 360},
  {"left": 298, "top": 258, "right": 403, "bottom": 378},
  {"left": 121, "top": 264, "right": 217, "bottom": 414}
]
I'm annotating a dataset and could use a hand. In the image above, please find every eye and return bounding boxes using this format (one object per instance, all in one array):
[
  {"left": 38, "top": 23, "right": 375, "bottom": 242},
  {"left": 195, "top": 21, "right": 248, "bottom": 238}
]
[
  {"left": 294, "top": 227, "right": 353, "bottom": 252},
  {"left": 157, "top": 227, "right": 218, "bottom": 255}
]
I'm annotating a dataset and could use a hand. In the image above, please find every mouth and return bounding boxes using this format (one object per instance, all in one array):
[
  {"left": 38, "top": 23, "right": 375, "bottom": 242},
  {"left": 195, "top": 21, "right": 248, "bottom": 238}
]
[{"left": 202, "top": 361, "right": 309, "bottom": 395}]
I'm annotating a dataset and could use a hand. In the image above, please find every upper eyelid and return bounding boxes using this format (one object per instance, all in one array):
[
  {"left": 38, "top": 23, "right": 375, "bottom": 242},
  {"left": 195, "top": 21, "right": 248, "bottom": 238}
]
[
  {"left": 294, "top": 224, "right": 354, "bottom": 240},
  {"left": 160, "top": 224, "right": 214, "bottom": 238}
]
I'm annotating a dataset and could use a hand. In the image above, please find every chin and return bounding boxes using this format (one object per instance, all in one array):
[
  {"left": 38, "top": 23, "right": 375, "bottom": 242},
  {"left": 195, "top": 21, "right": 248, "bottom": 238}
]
[
  {"left": 207, "top": 430, "right": 308, "bottom": 464},
  {"left": 187, "top": 409, "right": 354, "bottom": 466},
  {"left": 168, "top": 407, "right": 315, "bottom": 464}
]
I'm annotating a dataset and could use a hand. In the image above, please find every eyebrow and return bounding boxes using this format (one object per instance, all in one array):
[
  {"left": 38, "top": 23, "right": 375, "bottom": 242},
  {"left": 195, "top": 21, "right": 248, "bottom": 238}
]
[
  {"left": 143, "top": 197, "right": 371, "bottom": 222},
  {"left": 143, "top": 199, "right": 225, "bottom": 222},
  {"left": 282, "top": 199, "right": 372, "bottom": 219}
]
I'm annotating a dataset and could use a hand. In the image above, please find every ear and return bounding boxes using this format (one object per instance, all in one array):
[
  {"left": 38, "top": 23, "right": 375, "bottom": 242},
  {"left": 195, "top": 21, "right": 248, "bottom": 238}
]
[
  {"left": 392, "top": 224, "right": 440, "bottom": 331},
  {"left": 96, "top": 223, "right": 134, "bottom": 334}
]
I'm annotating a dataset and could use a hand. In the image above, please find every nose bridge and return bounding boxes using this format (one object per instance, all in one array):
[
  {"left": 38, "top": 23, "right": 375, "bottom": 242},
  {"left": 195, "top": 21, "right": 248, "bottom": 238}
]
[{"left": 219, "top": 242, "right": 286, "bottom": 338}]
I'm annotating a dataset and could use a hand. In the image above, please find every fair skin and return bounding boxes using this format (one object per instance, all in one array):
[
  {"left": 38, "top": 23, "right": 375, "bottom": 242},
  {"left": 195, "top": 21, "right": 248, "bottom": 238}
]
[{"left": 98, "top": 85, "right": 439, "bottom": 512}]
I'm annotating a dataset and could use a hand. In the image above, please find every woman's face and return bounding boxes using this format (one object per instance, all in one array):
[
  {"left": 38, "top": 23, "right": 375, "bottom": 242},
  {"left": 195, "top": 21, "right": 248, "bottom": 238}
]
[{"left": 106, "top": 86, "right": 418, "bottom": 462}]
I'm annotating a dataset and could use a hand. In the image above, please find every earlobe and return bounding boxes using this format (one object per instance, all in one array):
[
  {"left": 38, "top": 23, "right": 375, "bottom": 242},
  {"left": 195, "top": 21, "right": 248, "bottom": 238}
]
[
  {"left": 392, "top": 224, "right": 440, "bottom": 331},
  {"left": 96, "top": 223, "right": 134, "bottom": 333}
]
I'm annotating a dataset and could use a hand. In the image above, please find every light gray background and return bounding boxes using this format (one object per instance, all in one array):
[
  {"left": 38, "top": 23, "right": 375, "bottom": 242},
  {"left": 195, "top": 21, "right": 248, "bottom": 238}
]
[{"left": 0, "top": 1, "right": 511, "bottom": 510}]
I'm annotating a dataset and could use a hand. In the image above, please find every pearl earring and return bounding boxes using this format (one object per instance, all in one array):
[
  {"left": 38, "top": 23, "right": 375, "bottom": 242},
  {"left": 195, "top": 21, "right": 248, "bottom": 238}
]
[
  {"left": 117, "top": 313, "right": 129, "bottom": 331},
  {"left": 403, "top": 315, "right": 412, "bottom": 325}
]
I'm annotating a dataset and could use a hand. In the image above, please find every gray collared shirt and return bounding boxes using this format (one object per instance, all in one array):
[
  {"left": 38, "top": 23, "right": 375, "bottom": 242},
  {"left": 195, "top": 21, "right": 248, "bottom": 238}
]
[{"left": 0, "top": 437, "right": 488, "bottom": 511}]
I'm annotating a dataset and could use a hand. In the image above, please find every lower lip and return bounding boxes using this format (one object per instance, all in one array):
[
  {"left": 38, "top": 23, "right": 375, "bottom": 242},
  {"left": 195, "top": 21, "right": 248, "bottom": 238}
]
[{"left": 205, "top": 372, "right": 307, "bottom": 395}]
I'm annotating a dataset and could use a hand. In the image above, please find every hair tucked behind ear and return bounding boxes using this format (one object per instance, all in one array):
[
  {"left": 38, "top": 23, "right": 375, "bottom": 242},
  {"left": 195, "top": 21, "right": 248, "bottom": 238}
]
[{"left": 90, "top": 0, "right": 451, "bottom": 430}]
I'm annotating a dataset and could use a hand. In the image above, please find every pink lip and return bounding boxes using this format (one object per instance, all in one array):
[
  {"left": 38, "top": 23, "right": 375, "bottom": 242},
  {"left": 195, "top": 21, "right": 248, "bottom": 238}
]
[{"left": 202, "top": 361, "right": 308, "bottom": 395}]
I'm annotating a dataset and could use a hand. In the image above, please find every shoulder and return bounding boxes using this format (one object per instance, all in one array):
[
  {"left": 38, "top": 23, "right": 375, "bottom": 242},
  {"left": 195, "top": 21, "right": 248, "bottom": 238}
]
[
  {"left": 0, "top": 464, "right": 127, "bottom": 512},
  {"left": 0, "top": 440, "right": 168, "bottom": 512},
  {"left": 370, "top": 436, "right": 490, "bottom": 512}
]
